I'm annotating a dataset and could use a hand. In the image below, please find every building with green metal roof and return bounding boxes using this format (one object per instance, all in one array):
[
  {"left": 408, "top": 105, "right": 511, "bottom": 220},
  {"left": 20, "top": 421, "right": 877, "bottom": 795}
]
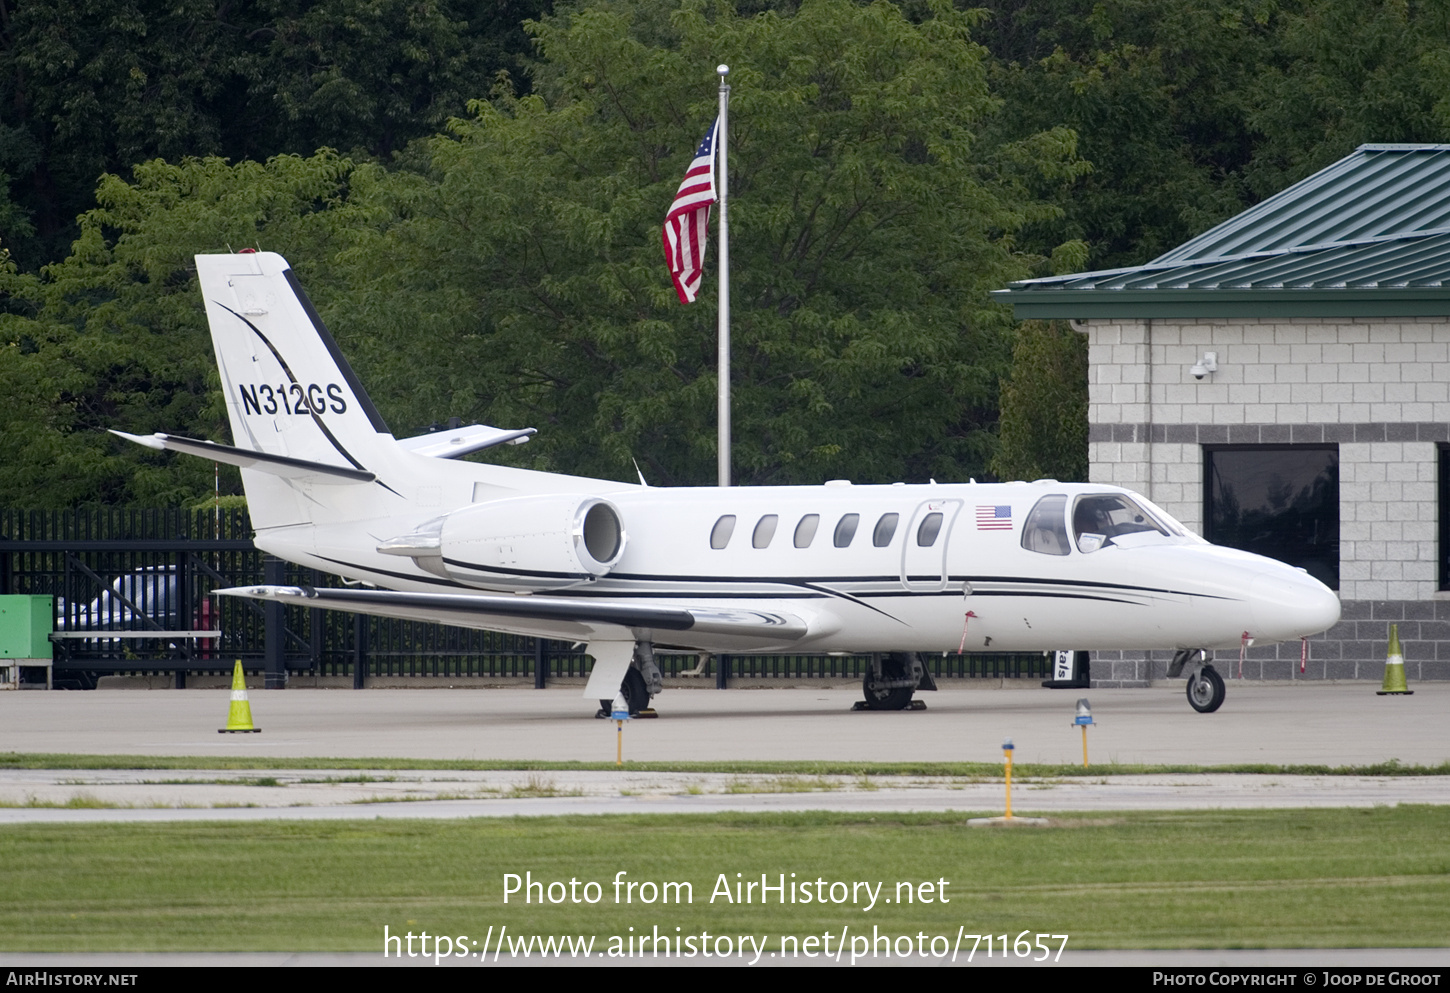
[{"left": 994, "top": 144, "right": 1450, "bottom": 686}]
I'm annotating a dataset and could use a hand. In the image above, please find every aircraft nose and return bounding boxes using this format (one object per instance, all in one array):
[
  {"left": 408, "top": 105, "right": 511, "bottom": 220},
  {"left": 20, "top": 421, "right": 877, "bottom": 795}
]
[{"left": 1248, "top": 570, "right": 1340, "bottom": 640}]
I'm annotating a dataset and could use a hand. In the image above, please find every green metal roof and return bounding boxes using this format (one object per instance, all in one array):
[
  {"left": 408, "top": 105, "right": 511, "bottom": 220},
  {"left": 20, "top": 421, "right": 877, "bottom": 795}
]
[{"left": 994, "top": 145, "right": 1450, "bottom": 319}]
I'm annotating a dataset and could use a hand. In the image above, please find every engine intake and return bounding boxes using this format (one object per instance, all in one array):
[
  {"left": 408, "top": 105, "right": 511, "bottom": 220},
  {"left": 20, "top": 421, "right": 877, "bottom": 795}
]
[{"left": 398, "top": 494, "right": 628, "bottom": 591}]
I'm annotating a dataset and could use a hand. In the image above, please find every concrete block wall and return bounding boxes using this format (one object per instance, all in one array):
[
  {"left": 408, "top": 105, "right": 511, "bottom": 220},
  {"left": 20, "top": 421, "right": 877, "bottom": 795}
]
[{"left": 1082, "top": 316, "right": 1450, "bottom": 683}]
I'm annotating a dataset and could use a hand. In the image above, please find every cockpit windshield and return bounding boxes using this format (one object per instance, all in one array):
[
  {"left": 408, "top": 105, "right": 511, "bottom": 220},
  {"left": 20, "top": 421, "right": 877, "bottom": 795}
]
[
  {"left": 1072, "top": 494, "right": 1171, "bottom": 552},
  {"left": 1022, "top": 492, "right": 1196, "bottom": 555}
]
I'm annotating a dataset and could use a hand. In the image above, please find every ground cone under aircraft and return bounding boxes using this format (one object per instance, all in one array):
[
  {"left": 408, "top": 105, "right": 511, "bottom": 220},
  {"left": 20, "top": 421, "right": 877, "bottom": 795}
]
[
  {"left": 1377, "top": 624, "right": 1413, "bottom": 696},
  {"left": 220, "top": 660, "right": 261, "bottom": 732}
]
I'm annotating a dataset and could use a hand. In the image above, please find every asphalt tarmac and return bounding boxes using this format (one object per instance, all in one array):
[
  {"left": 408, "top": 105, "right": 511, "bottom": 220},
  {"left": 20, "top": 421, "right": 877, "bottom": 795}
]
[{"left": 0, "top": 680, "right": 1444, "bottom": 766}]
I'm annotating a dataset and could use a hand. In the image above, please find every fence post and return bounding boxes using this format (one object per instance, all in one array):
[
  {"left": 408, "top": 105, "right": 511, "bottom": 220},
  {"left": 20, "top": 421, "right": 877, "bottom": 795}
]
[
  {"left": 263, "top": 557, "right": 286, "bottom": 688},
  {"left": 533, "top": 638, "right": 547, "bottom": 689},
  {"left": 716, "top": 652, "right": 729, "bottom": 689},
  {"left": 353, "top": 612, "right": 367, "bottom": 689}
]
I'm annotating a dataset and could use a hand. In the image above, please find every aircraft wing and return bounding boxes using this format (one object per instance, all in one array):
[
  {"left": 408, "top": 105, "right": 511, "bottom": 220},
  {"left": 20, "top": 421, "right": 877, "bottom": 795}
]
[{"left": 213, "top": 585, "right": 811, "bottom": 644}]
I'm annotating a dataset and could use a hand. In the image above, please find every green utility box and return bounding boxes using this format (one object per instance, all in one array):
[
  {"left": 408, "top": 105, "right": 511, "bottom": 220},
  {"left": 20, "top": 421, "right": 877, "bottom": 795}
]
[{"left": 0, "top": 595, "right": 54, "bottom": 659}]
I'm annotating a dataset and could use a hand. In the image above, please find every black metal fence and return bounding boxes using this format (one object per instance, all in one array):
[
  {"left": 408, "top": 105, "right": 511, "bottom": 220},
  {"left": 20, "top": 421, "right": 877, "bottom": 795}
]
[{"left": 0, "top": 508, "right": 1047, "bottom": 686}]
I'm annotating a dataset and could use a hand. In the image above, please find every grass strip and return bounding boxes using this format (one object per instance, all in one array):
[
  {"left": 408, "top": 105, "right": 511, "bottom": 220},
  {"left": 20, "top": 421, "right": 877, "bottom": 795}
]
[
  {"left": 1, "top": 752, "right": 1447, "bottom": 777},
  {"left": 2, "top": 807, "right": 1448, "bottom": 953}
]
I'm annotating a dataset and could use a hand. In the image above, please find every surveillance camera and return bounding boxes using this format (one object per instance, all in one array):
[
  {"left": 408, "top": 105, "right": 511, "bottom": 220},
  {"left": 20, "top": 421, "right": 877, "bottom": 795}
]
[{"left": 1189, "top": 351, "right": 1218, "bottom": 380}]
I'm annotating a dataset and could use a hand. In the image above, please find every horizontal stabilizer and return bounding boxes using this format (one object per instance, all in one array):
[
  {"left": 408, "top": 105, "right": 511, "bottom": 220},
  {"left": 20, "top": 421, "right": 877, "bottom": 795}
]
[
  {"left": 213, "top": 585, "right": 810, "bottom": 641},
  {"left": 111, "top": 431, "right": 374, "bottom": 483},
  {"left": 396, "top": 424, "right": 537, "bottom": 459}
]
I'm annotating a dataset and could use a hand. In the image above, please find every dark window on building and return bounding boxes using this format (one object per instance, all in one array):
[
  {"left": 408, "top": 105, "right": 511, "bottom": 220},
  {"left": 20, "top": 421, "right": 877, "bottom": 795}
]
[
  {"left": 1205, "top": 446, "right": 1338, "bottom": 589},
  {"left": 1440, "top": 446, "right": 1450, "bottom": 590}
]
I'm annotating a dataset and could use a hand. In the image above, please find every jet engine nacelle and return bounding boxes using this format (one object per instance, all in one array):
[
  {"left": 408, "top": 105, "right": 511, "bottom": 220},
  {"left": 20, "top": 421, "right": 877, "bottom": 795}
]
[{"left": 436, "top": 494, "right": 627, "bottom": 591}]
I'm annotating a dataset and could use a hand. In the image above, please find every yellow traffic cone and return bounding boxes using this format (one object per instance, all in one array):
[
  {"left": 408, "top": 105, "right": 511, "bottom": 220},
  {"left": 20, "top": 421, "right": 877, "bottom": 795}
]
[
  {"left": 219, "top": 660, "right": 262, "bottom": 732},
  {"left": 1376, "top": 624, "right": 1414, "bottom": 696}
]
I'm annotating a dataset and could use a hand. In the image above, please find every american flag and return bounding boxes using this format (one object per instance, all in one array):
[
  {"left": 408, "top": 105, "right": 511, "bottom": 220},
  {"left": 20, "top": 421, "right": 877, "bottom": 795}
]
[
  {"left": 662, "top": 119, "right": 719, "bottom": 304},
  {"left": 976, "top": 505, "right": 1013, "bottom": 530}
]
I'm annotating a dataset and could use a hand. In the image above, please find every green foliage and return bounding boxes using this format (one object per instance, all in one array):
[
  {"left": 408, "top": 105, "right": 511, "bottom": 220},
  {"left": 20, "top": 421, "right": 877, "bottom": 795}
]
[
  {"left": 991, "top": 320, "right": 1088, "bottom": 483},
  {"left": 13, "top": 0, "right": 1450, "bottom": 504},
  {"left": 0, "top": 153, "right": 353, "bottom": 506},
  {"left": 979, "top": 0, "right": 1450, "bottom": 270},
  {"left": 1245, "top": 0, "right": 1450, "bottom": 198},
  {"left": 0, "top": 0, "right": 549, "bottom": 271},
  {"left": 980, "top": 0, "right": 1272, "bottom": 269},
  {"left": 1, "top": 0, "right": 1072, "bottom": 503},
  {"left": 322, "top": 0, "right": 1069, "bottom": 486}
]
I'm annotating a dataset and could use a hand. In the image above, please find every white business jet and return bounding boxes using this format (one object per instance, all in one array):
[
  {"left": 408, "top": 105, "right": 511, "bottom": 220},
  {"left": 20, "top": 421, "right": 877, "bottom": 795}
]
[{"left": 115, "top": 252, "right": 1340, "bottom": 716}]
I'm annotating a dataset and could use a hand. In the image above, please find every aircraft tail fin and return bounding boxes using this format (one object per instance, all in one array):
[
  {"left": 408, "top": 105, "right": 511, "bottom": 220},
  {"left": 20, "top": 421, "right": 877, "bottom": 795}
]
[{"left": 194, "top": 252, "right": 396, "bottom": 528}]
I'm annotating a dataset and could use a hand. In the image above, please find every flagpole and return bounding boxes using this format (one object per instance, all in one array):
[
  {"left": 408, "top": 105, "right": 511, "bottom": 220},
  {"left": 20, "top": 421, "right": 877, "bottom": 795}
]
[{"left": 716, "top": 64, "right": 731, "bottom": 488}]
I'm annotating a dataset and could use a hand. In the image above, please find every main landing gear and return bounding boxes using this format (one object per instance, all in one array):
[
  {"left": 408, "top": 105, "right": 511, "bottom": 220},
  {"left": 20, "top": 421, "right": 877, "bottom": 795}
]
[
  {"left": 1169, "top": 648, "right": 1225, "bottom": 713},
  {"left": 595, "top": 641, "right": 664, "bottom": 718},
  {"left": 857, "top": 652, "right": 936, "bottom": 711}
]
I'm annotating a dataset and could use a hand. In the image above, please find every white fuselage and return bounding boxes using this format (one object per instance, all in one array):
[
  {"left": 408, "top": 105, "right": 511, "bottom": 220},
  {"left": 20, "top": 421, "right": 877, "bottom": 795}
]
[{"left": 256, "top": 469, "right": 1341, "bottom": 656}]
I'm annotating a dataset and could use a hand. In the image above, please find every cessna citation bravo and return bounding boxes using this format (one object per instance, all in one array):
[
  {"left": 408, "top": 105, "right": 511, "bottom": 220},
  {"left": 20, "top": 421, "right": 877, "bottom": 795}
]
[{"left": 115, "top": 252, "right": 1341, "bottom": 717}]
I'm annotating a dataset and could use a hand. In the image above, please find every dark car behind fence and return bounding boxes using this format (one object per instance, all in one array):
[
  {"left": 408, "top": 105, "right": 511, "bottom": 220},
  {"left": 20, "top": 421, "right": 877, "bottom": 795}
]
[{"left": 0, "top": 508, "right": 1046, "bottom": 688}]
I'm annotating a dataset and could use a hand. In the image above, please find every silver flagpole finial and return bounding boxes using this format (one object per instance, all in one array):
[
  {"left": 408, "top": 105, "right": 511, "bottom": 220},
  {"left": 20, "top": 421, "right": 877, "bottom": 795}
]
[{"left": 717, "top": 64, "right": 729, "bottom": 75}]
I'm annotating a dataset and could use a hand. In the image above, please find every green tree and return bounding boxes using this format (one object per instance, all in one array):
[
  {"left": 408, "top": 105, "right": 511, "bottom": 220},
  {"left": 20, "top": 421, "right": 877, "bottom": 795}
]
[
  {"left": 327, "top": 0, "right": 1079, "bottom": 487},
  {"left": 991, "top": 320, "right": 1088, "bottom": 483},
  {"left": 0, "top": 152, "right": 352, "bottom": 506},
  {"left": 1244, "top": 0, "right": 1450, "bottom": 199},
  {"left": 0, "top": 0, "right": 548, "bottom": 271},
  {"left": 978, "top": 0, "right": 1276, "bottom": 270},
  {"left": 2, "top": 0, "right": 1081, "bottom": 506}
]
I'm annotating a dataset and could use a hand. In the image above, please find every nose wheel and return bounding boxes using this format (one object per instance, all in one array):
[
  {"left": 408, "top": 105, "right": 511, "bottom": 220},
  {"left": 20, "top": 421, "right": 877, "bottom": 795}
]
[{"left": 1186, "top": 665, "right": 1225, "bottom": 713}]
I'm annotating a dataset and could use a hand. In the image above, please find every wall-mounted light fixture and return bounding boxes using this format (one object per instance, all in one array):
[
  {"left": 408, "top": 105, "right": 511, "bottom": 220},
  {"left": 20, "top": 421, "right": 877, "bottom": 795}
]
[{"left": 1189, "top": 351, "right": 1218, "bottom": 380}]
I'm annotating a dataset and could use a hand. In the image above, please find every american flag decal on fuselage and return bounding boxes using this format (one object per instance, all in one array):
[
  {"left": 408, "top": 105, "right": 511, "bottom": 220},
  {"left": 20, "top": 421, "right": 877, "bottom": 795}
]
[{"left": 976, "top": 505, "right": 1013, "bottom": 530}]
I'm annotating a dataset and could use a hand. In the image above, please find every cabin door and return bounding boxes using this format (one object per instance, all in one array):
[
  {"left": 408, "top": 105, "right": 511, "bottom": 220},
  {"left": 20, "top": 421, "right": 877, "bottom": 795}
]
[{"left": 900, "top": 499, "right": 962, "bottom": 591}]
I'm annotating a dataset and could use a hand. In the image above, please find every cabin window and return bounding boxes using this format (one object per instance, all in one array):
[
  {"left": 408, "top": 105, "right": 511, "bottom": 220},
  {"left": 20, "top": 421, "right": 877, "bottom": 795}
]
[
  {"left": 710, "top": 515, "right": 736, "bottom": 549},
  {"left": 1206, "top": 445, "right": 1339, "bottom": 589},
  {"left": 794, "top": 514, "right": 820, "bottom": 548},
  {"left": 872, "top": 513, "right": 899, "bottom": 547},
  {"left": 1021, "top": 495, "right": 1070, "bottom": 555},
  {"left": 833, "top": 514, "right": 860, "bottom": 547},
  {"left": 916, "top": 512, "right": 944, "bottom": 547},
  {"left": 752, "top": 515, "right": 779, "bottom": 549}
]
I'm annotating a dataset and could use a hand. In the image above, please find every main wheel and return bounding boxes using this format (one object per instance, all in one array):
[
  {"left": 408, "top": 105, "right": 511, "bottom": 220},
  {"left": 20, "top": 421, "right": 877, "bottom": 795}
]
[
  {"left": 861, "top": 652, "right": 917, "bottom": 711},
  {"left": 598, "top": 667, "right": 650, "bottom": 717},
  {"left": 1186, "top": 665, "right": 1225, "bottom": 713}
]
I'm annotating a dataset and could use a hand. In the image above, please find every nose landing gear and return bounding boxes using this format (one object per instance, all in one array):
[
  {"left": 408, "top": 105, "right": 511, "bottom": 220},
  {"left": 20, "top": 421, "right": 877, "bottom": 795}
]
[
  {"left": 1170, "top": 648, "right": 1225, "bottom": 713},
  {"left": 1186, "top": 665, "right": 1225, "bottom": 713}
]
